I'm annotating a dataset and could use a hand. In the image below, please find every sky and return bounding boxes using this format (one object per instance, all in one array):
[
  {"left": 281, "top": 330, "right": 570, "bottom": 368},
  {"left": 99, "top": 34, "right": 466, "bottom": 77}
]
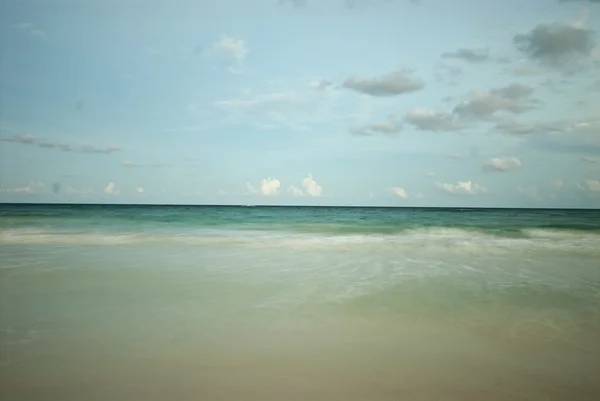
[{"left": 0, "top": 0, "right": 599, "bottom": 207}]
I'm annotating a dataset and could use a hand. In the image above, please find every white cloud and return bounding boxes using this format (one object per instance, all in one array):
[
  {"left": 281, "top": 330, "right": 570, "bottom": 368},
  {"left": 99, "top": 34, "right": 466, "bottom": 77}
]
[
  {"left": 570, "top": 8, "right": 589, "bottom": 30},
  {"left": 30, "top": 29, "right": 45, "bottom": 38},
  {"left": 449, "top": 153, "right": 463, "bottom": 159},
  {"left": 287, "top": 185, "right": 304, "bottom": 196},
  {"left": 66, "top": 186, "right": 93, "bottom": 195},
  {"left": 211, "top": 35, "right": 248, "bottom": 62},
  {"left": 405, "top": 108, "right": 461, "bottom": 131},
  {"left": 310, "top": 79, "right": 334, "bottom": 92},
  {"left": 582, "top": 156, "right": 598, "bottom": 163},
  {"left": 585, "top": 180, "right": 600, "bottom": 192},
  {"left": 389, "top": 186, "right": 407, "bottom": 198},
  {"left": 567, "top": 119, "right": 600, "bottom": 145},
  {"left": 13, "top": 22, "right": 45, "bottom": 38},
  {"left": 483, "top": 156, "right": 522, "bottom": 172},
  {"left": 415, "top": 192, "right": 425, "bottom": 199},
  {"left": 213, "top": 78, "right": 346, "bottom": 130},
  {"left": 426, "top": 172, "right": 436, "bottom": 177},
  {"left": 104, "top": 182, "right": 118, "bottom": 195},
  {"left": 302, "top": 174, "right": 322, "bottom": 196},
  {"left": 13, "top": 22, "right": 33, "bottom": 29},
  {"left": 0, "top": 181, "right": 44, "bottom": 194},
  {"left": 247, "top": 177, "right": 281, "bottom": 196},
  {"left": 349, "top": 117, "right": 402, "bottom": 136},
  {"left": 136, "top": 187, "right": 144, "bottom": 193},
  {"left": 122, "top": 161, "right": 142, "bottom": 168},
  {"left": 436, "top": 180, "right": 488, "bottom": 195},
  {"left": 215, "top": 92, "right": 302, "bottom": 113}
]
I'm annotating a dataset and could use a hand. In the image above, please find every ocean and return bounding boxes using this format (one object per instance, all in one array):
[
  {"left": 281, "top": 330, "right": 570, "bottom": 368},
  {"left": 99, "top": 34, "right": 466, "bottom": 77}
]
[{"left": 1, "top": 203, "right": 599, "bottom": 400}]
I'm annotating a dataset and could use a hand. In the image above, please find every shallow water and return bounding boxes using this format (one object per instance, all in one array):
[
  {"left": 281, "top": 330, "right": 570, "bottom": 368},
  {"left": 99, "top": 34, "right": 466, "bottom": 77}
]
[{"left": 1, "top": 204, "right": 600, "bottom": 400}]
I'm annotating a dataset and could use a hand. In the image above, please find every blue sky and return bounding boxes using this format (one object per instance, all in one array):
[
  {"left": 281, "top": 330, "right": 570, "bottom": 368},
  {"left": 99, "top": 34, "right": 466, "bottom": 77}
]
[{"left": 0, "top": 0, "right": 599, "bottom": 207}]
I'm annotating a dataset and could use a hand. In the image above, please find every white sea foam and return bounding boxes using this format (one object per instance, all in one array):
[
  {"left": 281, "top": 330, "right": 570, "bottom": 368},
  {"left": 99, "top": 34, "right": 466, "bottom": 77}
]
[{"left": 1, "top": 227, "right": 599, "bottom": 254}]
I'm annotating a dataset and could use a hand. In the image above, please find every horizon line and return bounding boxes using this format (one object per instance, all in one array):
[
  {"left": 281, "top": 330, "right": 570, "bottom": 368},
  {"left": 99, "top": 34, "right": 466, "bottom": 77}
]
[{"left": 1, "top": 202, "right": 599, "bottom": 211}]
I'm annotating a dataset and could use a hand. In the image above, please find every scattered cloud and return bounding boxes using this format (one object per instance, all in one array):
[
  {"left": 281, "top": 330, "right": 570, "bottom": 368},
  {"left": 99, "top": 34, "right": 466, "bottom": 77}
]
[
  {"left": 513, "top": 22, "right": 595, "bottom": 66},
  {"left": 405, "top": 108, "right": 462, "bottom": 131},
  {"left": 310, "top": 79, "right": 334, "bottom": 91},
  {"left": 104, "top": 182, "right": 119, "bottom": 195},
  {"left": 13, "top": 22, "right": 33, "bottom": 29},
  {"left": 122, "top": 161, "right": 143, "bottom": 168},
  {"left": 442, "top": 48, "right": 489, "bottom": 63},
  {"left": 81, "top": 145, "right": 121, "bottom": 154},
  {"left": 426, "top": 172, "right": 436, "bottom": 177},
  {"left": 535, "top": 119, "right": 600, "bottom": 153},
  {"left": 288, "top": 185, "right": 304, "bottom": 196},
  {"left": 342, "top": 69, "right": 425, "bottom": 97},
  {"left": 0, "top": 134, "right": 121, "bottom": 154},
  {"left": 214, "top": 85, "right": 341, "bottom": 129},
  {"left": 434, "top": 63, "right": 463, "bottom": 86},
  {"left": 436, "top": 180, "right": 488, "bottom": 195},
  {"left": 494, "top": 120, "right": 565, "bottom": 136},
  {"left": 389, "top": 186, "right": 408, "bottom": 198},
  {"left": 483, "top": 156, "right": 523, "bottom": 172},
  {"left": 0, "top": 181, "right": 45, "bottom": 194},
  {"left": 211, "top": 35, "right": 248, "bottom": 63},
  {"left": 67, "top": 186, "right": 93, "bottom": 195},
  {"left": 453, "top": 83, "right": 536, "bottom": 118},
  {"left": 302, "top": 174, "right": 323, "bottom": 196},
  {"left": 215, "top": 92, "right": 303, "bottom": 113},
  {"left": 136, "top": 187, "right": 144, "bottom": 193},
  {"left": 585, "top": 180, "right": 600, "bottom": 192},
  {"left": 582, "top": 156, "right": 599, "bottom": 163},
  {"left": 553, "top": 180, "right": 564, "bottom": 190},
  {"left": 503, "top": 65, "right": 544, "bottom": 77},
  {"left": 449, "top": 153, "right": 463, "bottom": 159},
  {"left": 279, "top": 0, "right": 307, "bottom": 6},
  {"left": 13, "top": 22, "right": 45, "bottom": 38},
  {"left": 349, "top": 117, "right": 402, "bottom": 136},
  {"left": 30, "top": 30, "right": 45, "bottom": 38},
  {"left": 247, "top": 177, "right": 281, "bottom": 196}
]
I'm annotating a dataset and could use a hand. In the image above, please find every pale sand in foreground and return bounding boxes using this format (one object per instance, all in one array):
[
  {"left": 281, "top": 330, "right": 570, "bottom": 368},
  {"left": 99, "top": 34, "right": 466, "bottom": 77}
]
[{"left": 2, "top": 319, "right": 599, "bottom": 401}]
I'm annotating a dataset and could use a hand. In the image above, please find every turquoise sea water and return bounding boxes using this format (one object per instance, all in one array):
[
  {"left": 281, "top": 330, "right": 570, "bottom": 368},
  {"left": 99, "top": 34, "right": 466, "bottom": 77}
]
[{"left": 1, "top": 204, "right": 600, "bottom": 400}]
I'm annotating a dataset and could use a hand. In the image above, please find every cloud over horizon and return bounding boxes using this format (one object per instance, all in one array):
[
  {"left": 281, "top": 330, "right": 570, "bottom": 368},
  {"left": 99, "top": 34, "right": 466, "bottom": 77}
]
[{"left": 1, "top": 0, "right": 598, "bottom": 207}]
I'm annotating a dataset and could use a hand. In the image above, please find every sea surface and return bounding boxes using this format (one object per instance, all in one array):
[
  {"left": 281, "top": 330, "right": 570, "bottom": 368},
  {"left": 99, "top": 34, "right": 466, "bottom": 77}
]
[{"left": 1, "top": 203, "right": 600, "bottom": 400}]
